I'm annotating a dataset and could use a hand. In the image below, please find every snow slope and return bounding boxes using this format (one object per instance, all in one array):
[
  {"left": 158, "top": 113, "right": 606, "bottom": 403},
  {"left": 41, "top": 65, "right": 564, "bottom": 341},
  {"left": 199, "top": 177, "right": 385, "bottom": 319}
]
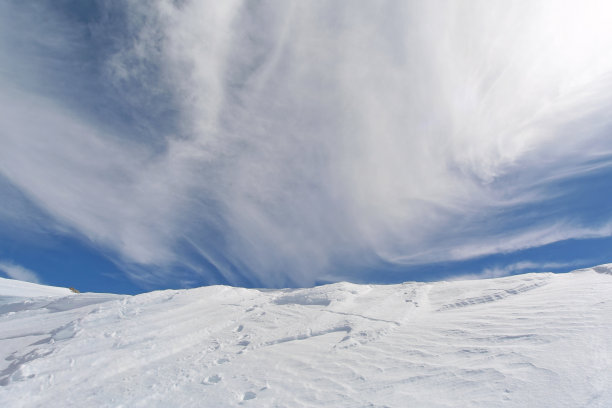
[
  {"left": 1, "top": 266, "right": 611, "bottom": 407},
  {"left": 0, "top": 277, "right": 73, "bottom": 298}
]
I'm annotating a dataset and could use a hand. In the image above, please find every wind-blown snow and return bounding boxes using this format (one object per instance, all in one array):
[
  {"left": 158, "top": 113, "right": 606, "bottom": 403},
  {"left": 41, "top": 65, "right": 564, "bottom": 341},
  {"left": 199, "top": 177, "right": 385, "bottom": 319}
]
[
  {"left": 1, "top": 267, "right": 611, "bottom": 407},
  {"left": 0, "top": 277, "right": 72, "bottom": 298}
]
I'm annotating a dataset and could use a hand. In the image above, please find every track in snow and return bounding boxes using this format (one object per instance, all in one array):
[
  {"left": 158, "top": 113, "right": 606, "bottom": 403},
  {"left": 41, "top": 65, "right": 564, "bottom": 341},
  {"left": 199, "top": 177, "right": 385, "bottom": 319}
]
[{"left": 1, "top": 265, "right": 611, "bottom": 407}]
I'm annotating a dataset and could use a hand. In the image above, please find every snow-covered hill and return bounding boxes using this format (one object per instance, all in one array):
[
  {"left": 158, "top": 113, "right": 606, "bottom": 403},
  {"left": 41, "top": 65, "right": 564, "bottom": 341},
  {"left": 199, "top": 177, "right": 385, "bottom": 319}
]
[{"left": 1, "top": 266, "right": 611, "bottom": 407}]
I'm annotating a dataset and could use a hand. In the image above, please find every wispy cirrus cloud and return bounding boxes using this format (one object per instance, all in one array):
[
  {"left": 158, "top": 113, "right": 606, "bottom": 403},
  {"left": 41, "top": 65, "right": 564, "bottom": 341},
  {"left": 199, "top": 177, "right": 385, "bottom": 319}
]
[
  {"left": 453, "top": 260, "right": 588, "bottom": 281},
  {"left": 1, "top": 1, "right": 612, "bottom": 287},
  {"left": 0, "top": 260, "right": 41, "bottom": 284}
]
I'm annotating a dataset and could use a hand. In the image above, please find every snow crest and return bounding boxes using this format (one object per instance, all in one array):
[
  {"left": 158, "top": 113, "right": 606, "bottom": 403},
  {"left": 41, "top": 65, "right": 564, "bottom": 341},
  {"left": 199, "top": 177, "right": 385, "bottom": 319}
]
[{"left": 1, "top": 269, "right": 611, "bottom": 407}]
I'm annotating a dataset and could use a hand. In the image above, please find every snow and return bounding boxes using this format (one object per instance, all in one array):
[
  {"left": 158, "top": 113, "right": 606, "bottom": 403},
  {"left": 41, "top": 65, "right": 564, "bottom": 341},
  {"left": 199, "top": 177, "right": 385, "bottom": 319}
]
[
  {"left": 0, "top": 277, "right": 73, "bottom": 298},
  {"left": 1, "top": 266, "right": 611, "bottom": 407}
]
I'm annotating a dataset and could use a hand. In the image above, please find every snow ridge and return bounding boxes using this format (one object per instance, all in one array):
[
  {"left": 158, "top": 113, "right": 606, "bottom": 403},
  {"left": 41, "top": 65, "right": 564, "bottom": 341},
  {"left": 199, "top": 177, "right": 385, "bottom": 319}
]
[{"left": 1, "top": 268, "right": 611, "bottom": 407}]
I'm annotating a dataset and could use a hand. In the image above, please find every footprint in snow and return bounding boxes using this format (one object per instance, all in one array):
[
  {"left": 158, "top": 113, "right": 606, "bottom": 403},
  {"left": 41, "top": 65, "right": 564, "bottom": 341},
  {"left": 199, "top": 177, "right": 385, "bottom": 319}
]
[
  {"left": 202, "top": 374, "right": 222, "bottom": 385},
  {"left": 242, "top": 391, "right": 256, "bottom": 401}
]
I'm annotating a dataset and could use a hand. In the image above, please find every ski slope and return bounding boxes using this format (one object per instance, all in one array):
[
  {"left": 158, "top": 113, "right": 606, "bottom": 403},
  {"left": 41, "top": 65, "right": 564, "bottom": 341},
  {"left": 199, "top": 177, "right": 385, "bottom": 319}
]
[{"left": 1, "top": 266, "right": 611, "bottom": 407}]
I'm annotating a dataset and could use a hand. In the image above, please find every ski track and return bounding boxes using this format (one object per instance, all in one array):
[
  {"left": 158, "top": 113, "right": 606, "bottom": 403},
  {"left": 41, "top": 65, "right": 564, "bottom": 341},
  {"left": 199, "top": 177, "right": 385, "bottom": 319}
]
[{"left": 0, "top": 267, "right": 611, "bottom": 407}]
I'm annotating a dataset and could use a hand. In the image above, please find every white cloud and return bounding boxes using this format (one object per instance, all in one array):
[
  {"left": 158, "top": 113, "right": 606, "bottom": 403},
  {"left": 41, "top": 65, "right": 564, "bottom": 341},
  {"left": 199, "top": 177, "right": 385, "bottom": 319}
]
[
  {"left": 1, "top": 1, "right": 612, "bottom": 286},
  {"left": 449, "top": 222, "right": 612, "bottom": 262},
  {"left": 0, "top": 261, "right": 41, "bottom": 284},
  {"left": 453, "top": 260, "right": 586, "bottom": 281},
  {"left": 386, "top": 221, "right": 612, "bottom": 266}
]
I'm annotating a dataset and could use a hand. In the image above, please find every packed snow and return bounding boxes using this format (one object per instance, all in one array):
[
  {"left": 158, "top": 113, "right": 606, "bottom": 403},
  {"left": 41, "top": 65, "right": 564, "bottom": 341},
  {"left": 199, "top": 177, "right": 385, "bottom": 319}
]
[
  {"left": 1, "top": 266, "right": 611, "bottom": 407},
  {"left": 0, "top": 279, "right": 73, "bottom": 298}
]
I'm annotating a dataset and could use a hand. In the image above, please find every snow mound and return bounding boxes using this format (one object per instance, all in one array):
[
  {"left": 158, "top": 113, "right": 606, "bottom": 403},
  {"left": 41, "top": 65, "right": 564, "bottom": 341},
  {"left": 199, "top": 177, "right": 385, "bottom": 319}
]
[
  {"left": 572, "top": 263, "right": 612, "bottom": 275},
  {"left": 592, "top": 263, "right": 612, "bottom": 274},
  {"left": 0, "top": 277, "right": 73, "bottom": 298},
  {"left": 1, "top": 268, "right": 611, "bottom": 407}
]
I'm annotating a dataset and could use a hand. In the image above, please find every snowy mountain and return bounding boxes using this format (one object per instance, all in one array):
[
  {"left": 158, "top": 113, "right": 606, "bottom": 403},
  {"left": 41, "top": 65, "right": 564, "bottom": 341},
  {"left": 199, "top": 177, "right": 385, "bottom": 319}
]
[{"left": 1, "top": 266, "right": 611, "bottom": 407}]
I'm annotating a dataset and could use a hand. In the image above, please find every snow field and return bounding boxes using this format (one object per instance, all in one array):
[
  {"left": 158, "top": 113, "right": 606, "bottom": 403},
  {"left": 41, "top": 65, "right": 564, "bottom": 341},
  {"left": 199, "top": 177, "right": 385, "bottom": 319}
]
[{"left": 0, "top": 267, "right": 611, "bottom": 407}]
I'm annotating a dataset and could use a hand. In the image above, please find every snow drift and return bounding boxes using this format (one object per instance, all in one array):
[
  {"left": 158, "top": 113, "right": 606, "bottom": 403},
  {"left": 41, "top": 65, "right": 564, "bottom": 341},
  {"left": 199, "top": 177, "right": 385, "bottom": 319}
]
[{"left": 1, "top": 266, "right": 611, "bottom": 407}]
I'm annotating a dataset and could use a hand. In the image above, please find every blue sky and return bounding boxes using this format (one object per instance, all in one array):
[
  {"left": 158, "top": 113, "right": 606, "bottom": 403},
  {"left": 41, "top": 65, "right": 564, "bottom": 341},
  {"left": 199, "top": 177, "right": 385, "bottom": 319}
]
[{"left": 1, "top": 1, "right": 611, "bottom": 294}]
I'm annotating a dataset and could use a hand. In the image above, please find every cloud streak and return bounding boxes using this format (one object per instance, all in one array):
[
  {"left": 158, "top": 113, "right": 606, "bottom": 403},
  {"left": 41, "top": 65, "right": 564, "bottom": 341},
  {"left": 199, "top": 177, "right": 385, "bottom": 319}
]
[
  {"left": 0, "top": 260, "right": 41, "bottom": 284},
  {"left": 452, "top": 260, "right": 585, "bottom": 281},
  {"left": 1, "top": 1, "right": 612, "bottom": 287}
]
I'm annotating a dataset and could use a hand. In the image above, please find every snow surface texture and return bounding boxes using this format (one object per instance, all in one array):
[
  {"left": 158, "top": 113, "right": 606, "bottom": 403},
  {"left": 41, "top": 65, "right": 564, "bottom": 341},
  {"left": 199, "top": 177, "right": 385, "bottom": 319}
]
[{"left": 1, "top": 267, "right": 611, "bottom": 407}]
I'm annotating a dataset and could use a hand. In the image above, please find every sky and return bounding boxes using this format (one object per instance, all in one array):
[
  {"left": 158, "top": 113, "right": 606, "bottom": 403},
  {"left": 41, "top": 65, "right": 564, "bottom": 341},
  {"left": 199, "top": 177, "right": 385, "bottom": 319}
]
[{"left": 1, "top": 0, "right": 611, "bottom": 294}]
